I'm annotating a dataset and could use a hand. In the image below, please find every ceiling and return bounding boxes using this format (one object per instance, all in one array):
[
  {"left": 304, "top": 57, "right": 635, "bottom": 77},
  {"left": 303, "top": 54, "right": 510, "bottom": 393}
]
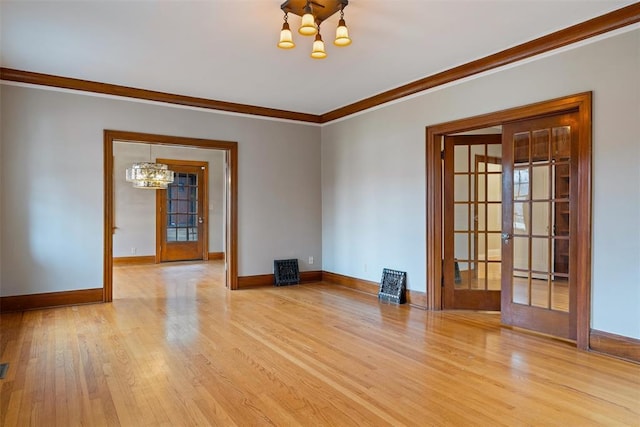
[{"left": 1, "top": 1, "right": 636, "bottom": 116}]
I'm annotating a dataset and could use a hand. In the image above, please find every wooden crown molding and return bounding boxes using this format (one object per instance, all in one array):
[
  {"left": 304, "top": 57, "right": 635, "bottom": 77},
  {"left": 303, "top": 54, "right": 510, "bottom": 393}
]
[
  {"left": 321, "top": 3, "right": 640, "bottom": 122},
  {"left": 1, "top": 4, "right": 638, "bottom": 124},
  {"left": 0, "top": 68, "right": 321, "bottom": 124}
]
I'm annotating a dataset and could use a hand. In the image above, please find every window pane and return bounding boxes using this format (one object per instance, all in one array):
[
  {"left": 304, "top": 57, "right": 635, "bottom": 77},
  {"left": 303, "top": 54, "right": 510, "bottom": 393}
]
[
  {"left": 454, "top": 232, "right": 470, "bottom": 261},
  {"left": 513, "top": 273, "right": 530, "bottom": 305},
  {"left": 454, "top": 204, "right": 470, "bottom": 231},
  {"left": 188, "top": 227, "right": 198, "bottom": 241},
  {"left": 454, "top": 174, "right": 471, "bottom": 202},
  {"left": 513, "top": 236, "right": 529, "bottom": 270},
  {"left": 531, "top": 201, "right": 549, "bottom": 236},
  {"left": 177, "top": 228, "right": 187, "bottom": 241},
  {"left": 532, "top": 165, "right": 550, "bottom": 200},
  {"left": 478, "top": 233, "right": 486, "bottom": 261},
  {"left": 513, "top": 168, "right": 529, "bottom": 200},
  {"left": 513, "top": 202, "right": 529, "bottom": 233},
  {"left": 513, "top": 132, "right": 530, "bottom": 164},
  {"left": 487, "top": 173, "right": 501, "bottom": 202},
  {"left": 487, "top": 203, "right": 501, "bottom": 232},
  {"left": 552, "top": 126, "right": 571, "bottom": 160},
  {"left": 477, "top": 174, "right": 486, "bottom": 202},
  {"left": 478, "top": 203, "right": 486, "bottom": 232},
  {"left": 531, "top": 237, "right": 549, "bottom": 273},
  {"left": 454, "top": 145, "right": 468, "bottom": 173},
  {"left": 551, "top": 275, "right": 569, "bottom": 312},
  {"left": 487, "top": 233, "right": 501, "bottom": 261},
  {"left": 531, "top": 275, "right": 550, "bottom": 309},
  {"left": 532, "top": 129, "right": 550, "bottom": 161}
]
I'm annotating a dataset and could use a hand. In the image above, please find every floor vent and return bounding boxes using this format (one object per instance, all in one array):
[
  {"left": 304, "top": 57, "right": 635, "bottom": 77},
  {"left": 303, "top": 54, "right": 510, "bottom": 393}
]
[
  {"left": 378, "top": 268, "right": 407, "bottom": 304},
  {"left": 274, "top": 259, "right": 300, "bottom": 286}
]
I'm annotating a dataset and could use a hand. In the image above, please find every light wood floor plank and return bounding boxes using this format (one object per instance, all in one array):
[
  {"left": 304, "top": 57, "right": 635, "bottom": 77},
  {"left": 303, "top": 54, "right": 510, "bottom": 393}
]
[{"left": 1, "top": 260, "right": 638, "bottom": 426}]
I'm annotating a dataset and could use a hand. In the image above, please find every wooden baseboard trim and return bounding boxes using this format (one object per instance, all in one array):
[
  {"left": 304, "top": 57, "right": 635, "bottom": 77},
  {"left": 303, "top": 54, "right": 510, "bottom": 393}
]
[
  {"left": 208, "top": 252, "right": 225, "bottom": 260},
  {"left": 0, "top": 288, "right": 103, "bottom": 313},
  {"left": 321, "top": 271, "right": 427, "bottom": 308},
  {"left": 113, "top": 255, "right": 156, "bottom": 266},
  {"left": 237, "top": 271, "right": 323, "bottom": 289},
  {"left": 406, "top": 289, "right": 428, "bottom": 309},
  {"left": 322, "top": 271, "right": 379, "bottom": 294},
  {"left": 590, "top": 329, "right": 640, "bottom": 363}
]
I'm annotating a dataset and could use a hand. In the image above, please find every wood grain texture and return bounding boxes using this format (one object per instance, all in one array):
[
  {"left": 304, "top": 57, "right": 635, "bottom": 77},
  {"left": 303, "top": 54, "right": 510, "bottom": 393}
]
[
  {"left": 0, "top": 288, "right": 103, "bottom": 313},
  {"left": 320, "top": 4, "right": 640, "bottom": 122},
  {"left": 113, "top": 256, "right": 156, "bottom": 266},
  {"left": 590, "top": 330, "right": 640, "bottom": 363},
  {"left": 1, "top": 261, "right": 638, "bottom": 426},
  {"left": 0, "top": 68, "right": 321, "bottom": 124},
  {"left": 238, "top": 271, "right": 323, "bottom": 288}
]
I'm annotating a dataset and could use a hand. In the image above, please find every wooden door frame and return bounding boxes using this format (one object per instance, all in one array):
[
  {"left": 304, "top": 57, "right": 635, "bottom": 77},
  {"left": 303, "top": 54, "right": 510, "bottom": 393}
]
[
  {"left": 425, "top": 92, "right": 592, "bottom": 349},
  {"left": 104, "top": 130, "right": 239, "bottom": 300},
  {"left": 155, "top": 159, "right": 209, "bottom": 263}
]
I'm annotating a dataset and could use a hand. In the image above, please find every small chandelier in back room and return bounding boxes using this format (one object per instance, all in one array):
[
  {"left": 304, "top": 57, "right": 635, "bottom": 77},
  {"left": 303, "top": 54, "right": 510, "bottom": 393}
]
[
  {"left": 125, "top": 145, "right": 175, "bottom": 189},
  {"left": 278, "top": 0, "right": 351, "bottom": 59}
]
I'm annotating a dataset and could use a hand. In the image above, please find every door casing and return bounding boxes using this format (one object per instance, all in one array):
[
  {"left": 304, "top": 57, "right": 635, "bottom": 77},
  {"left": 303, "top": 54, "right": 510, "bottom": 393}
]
[
  {"left": 104, "top": 130, "right": 239, "bottom": 299},
  {"left": 425, "top": 92, "right": 592, "bottom": 349}
]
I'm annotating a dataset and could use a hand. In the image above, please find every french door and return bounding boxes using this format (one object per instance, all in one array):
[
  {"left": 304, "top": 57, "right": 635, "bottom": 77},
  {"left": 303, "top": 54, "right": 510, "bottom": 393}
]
[
  {"left": 156, "top": 160, "right": 208, "bottom": 262},
  {"left": 443, "top": 134, "right": 502, "bottom": 310},
  {"left": 501, "top": 112, "right": 579, "bottom": 340}
]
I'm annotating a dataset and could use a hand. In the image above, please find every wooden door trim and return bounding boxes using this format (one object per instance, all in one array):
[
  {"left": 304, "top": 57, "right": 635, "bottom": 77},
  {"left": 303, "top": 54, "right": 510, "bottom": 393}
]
[
  {"left": 155, "top": 159, "right": 209, "bottom": 263},
  {"left": 104, "top": 130, "right": 239, "bottom": 300},
  {"left": 425, "top": 92, "right": 592, "bottom": 349}
]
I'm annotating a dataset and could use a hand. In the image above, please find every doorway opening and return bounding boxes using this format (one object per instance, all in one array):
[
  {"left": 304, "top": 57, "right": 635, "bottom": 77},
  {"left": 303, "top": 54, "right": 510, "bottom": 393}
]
[
  {"left": 426, "top": 93, "right": 592, "bottom": 349},
  {"left": 104, "top": 130, "right": 238, "bottom": 301}
]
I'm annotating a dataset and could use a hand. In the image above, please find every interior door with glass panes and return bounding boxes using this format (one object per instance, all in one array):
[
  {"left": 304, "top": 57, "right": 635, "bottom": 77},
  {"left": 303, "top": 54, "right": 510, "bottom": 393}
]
[
  {"left": 443, "top": 134, "right": 502, "bottom": 310},
  {"left": 156, "top": 160, "right": 208, "bottom": 262},
  {"left": 501, "top": 113, "right": 578, "bottom": 340}
]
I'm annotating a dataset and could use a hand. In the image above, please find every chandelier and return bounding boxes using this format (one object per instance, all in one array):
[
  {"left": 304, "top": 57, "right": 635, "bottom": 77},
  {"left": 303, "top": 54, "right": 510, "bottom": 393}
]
[
  {"left": 125, "top": 146, "right": 175, "bottom": 189},
  {"left": 278, "top": 0, "right": 351, "bottom": 59}
]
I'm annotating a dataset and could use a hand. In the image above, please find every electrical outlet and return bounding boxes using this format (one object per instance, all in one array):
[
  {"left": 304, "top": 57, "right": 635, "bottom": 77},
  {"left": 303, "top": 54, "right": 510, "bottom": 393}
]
[
  {"left": 364, "top": 263, "right": 368, "bottom": 272},
  {"left": 131, "top": 247, "right": 137, "bottom": 255},
  {"left": 308, "top": 256, "right": 314, "bottom": 265}
]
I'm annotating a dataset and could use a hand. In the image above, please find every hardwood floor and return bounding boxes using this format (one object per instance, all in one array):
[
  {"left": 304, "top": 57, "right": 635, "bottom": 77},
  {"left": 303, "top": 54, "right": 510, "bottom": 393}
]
[{"left": 1, "top": 261, "right": 639, "bottom": 426}]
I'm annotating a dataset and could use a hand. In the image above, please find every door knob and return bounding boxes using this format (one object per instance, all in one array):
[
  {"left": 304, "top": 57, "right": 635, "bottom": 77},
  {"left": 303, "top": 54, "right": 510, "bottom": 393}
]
[
  {"left": 501, "top": 232, "right": 512, "bottom": 242},
  {"left": 198, "top": 217, "right": 204, "bottom": 224}
]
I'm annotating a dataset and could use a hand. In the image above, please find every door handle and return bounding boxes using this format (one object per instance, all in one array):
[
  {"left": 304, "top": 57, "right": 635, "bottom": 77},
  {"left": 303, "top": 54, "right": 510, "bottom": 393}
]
[{"left": 502, "top": 232, "right": 512, "bottom": 242}]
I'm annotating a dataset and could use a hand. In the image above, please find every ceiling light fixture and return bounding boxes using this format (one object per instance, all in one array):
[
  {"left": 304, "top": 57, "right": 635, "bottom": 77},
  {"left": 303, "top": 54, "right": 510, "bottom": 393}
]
[
  {"left": 125, "top": 145, "right": 175, "bottom": 189},
  {"left": 277, "top": 0, "right": 351, "bottom": 59}
]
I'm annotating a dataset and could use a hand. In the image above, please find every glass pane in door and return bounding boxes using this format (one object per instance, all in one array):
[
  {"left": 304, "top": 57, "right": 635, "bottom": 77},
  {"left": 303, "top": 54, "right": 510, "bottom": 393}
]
[
  {"left": 167, "top": 172, "right": 199, "bottom": 242},
  {"left": 510, "top": 127, "right": 570, "bottom": 312},
  {"left": 452, "top": 142, "right": 502, "bottom": 292}
]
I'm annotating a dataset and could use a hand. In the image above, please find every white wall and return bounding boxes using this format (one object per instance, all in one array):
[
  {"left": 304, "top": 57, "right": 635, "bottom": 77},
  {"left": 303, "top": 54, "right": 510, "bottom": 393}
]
[
  {"left": 0, "top": 87, "right": 322, "bottom": 296},
  {"left": 113, "top": 142, "right": 225, "bottom": 257},
  {"left": 321, "top": 29, "right": 640, "bottom": 339}
]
